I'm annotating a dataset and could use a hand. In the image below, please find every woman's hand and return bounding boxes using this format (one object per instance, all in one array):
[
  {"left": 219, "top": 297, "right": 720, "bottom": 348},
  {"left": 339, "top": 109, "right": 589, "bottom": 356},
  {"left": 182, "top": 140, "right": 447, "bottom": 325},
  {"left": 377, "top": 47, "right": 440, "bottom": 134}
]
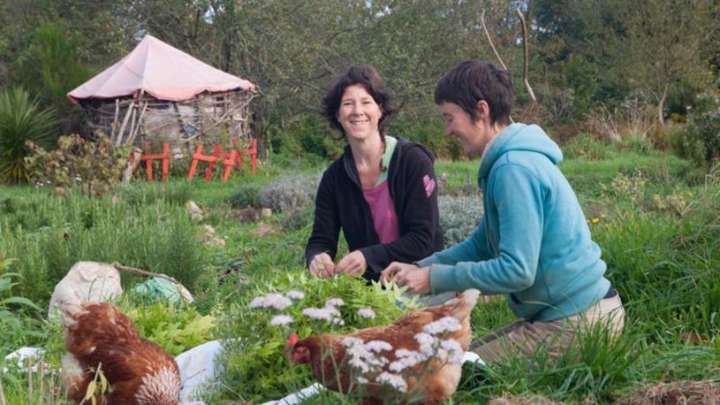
[
  {"left": 381, "top": 262, "right": 431, "bottom": 294},
  {"left": 335, "top": 250, "right": 367, "bottom": 277},
  {"left": 309, "top": 253, "right": 335, "bottom": 278}
]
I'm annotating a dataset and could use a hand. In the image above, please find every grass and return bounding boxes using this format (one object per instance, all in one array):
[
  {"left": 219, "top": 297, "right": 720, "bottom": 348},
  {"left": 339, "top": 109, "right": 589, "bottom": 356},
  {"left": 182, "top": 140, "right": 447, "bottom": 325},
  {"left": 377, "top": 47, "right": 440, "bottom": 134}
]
[{"left": 1, "top": 136, "right": 719, "bottom": 403}]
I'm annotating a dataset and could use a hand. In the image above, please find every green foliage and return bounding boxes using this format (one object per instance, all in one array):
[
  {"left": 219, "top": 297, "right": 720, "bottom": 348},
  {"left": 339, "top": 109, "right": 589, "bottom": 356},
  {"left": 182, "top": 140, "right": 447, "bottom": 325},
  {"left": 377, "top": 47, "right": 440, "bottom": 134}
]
[
  {"left": 0, "top": 257, "right": 44, "bottom": 355},
  {"left": 120, "top": 300, "right": 216, "bottom": 356},
  {"left": 438, "top": 195, "right": 483, "bottom": 245},
  {"left": 260, "top": 173, "right": 320, "bottom": 213},
  {"left": 562, "top": 133, "right": 612, "bottom": 160},
  {"left": 461, "top": 323, "right": 643, "bottom": 403},
  {"left": 214, "top": 271, "right": 413, "bottom": 402},
  {"left": 673, "top": 95, "right": 720, "bottom": 167},
  {"left": 14, "top": 20, "right": 91, "bottom": 132},
  {"left": 0, "top": 87, "right": 57, "bottom": 184},
  {"left": 229, "top": 182, "right": 262, "bottom": 208},
  {"left": 0, "top": 192, "right": 210, "bottom": 307},
  {"left": 25, "top": 134, "right": 129, "bottom": 197},
  {"left": 117, "top": 181, "right": 194, "bottom": 207}
]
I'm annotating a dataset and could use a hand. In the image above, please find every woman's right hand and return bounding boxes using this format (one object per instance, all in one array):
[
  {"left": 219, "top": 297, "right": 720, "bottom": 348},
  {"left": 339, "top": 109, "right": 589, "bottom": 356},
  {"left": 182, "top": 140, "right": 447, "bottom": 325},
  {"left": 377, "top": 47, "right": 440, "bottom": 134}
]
[{"left": 309, "top": 253, "right": 335, "bottom": 278}]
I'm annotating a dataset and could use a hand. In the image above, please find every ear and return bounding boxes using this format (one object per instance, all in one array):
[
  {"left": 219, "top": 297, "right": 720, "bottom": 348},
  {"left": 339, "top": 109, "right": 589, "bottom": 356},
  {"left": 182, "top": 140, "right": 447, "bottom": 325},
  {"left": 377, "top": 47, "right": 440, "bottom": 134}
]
[{"left": 475, "top": 100, "right": 491, "bottom": 122}]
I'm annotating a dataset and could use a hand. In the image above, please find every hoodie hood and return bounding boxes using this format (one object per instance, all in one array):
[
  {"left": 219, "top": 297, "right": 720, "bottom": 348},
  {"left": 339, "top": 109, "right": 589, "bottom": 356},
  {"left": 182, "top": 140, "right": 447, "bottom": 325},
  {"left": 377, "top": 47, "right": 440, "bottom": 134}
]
[{"left": 478, "top": 123, "right": 563, "bottom": 180}]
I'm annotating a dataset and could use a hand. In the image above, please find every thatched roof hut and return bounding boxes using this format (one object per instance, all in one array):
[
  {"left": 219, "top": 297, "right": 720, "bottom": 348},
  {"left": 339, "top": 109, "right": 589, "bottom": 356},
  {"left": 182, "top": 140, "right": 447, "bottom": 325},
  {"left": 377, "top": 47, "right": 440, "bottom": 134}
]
[{"left": 68, "top": 35, "right": 257, "bottom": 148}]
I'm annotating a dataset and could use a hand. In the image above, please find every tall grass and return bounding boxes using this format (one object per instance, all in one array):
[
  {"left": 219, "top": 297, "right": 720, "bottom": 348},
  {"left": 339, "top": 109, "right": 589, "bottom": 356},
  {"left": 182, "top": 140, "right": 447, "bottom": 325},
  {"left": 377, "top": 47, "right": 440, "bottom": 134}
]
[{"left": 0, "top": 189, "right": 210, "bottom": 307}]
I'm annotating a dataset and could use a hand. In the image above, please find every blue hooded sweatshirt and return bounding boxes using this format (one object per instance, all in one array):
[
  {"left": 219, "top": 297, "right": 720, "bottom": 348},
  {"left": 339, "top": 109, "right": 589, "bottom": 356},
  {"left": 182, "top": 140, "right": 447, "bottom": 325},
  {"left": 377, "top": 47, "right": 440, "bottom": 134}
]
[{"left": 419, "top": 123, "right": 610, "bottom": 321}]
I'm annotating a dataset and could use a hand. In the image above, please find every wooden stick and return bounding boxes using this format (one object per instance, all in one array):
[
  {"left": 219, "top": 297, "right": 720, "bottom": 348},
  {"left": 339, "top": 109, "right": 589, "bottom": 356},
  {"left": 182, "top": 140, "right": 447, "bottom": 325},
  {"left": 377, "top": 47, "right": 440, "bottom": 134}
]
[
  {"left": 112, "top": 262, "right": 194, "bottom": 302},
  {"left": 122, "top": 147, "right": 143, "bottom": 184},
  {"left": 516, "top": 8, "right": 537, "bottom": 103},
  {"left": 38, "top": 362, "right": 44, "bottom": 404},
  {"left": 126, "top": 101, "right": 149, "bottom": 146},
  {"left": 0, "top": 375, "right": 7, "bottom": 405},
  {"left": 110, "top": 99, "right": 120, "bottom": 141},
  {"left": 116, "top": 101, "right": 135, "bottom": 146},
  {"left": 480, "top": 9, "right": 509, "bottom": 71},
  {"left": 128, "top": 103, "right": 137, "bottom": 144},
  {"left": 27, "top": 358, "right": 33, "bottom": 404}
]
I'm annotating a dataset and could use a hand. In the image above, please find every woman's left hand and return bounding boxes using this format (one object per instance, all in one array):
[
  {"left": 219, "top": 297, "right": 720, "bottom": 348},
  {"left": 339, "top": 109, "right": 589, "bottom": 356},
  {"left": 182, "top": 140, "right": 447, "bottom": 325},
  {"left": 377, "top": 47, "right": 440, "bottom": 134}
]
[{"left": 335, "top": 250, "right": 367, "bottom": 277}]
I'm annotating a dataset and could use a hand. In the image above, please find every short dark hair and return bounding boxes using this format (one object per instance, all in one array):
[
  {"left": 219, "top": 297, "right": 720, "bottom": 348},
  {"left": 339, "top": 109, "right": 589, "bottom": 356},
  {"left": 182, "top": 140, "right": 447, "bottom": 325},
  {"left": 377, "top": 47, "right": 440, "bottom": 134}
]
[
  {"left": 322, "top": 64, "right": 397, "bottom": 135},
  {"left": 434, "top": 60, "right": 513, "bottom": 125}
]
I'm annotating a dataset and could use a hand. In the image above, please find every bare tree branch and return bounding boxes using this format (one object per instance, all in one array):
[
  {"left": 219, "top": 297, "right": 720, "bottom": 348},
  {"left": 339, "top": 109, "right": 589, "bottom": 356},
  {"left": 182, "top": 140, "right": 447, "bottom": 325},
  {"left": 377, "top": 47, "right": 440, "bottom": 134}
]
[
  {"left": 516, "top": 8, "right": 537, "bottom": 104},
  {"left": 480, "top": 9, "right": 509, "bottom": 71}
]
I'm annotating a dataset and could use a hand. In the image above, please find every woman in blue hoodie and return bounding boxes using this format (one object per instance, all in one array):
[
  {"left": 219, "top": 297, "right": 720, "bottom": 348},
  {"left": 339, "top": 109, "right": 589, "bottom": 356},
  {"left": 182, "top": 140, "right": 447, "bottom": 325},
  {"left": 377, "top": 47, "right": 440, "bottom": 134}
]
[{"left": 382, "top": 60, "right": 624, "bottom": 363}]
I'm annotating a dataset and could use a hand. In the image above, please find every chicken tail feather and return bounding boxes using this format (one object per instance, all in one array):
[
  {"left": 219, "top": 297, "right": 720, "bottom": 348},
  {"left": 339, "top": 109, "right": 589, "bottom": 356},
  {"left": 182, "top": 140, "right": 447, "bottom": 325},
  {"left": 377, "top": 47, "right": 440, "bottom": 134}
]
[{"left": 445, "top": 289, "right": 480, "bottom": 320}]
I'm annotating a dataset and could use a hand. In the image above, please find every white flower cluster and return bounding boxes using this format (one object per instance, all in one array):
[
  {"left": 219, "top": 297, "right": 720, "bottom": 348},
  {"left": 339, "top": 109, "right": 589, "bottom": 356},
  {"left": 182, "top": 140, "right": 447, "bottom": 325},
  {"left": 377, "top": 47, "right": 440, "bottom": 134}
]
[
  {"left": 422, "top": 316, "right": 461, "bottom": 335},
  {"left": 387, "top": 333, "right": 464, "bottom": 373},
  {"left": 325, "top": 298, "right": 345, "bottom": 307},
  {"left": 301, "top": 297, "right": 346, "bottom": 325},
  {"left": 436, "top": 339, "right": 464, "bottom": 364},
  {"left": 286, "top": 290, "right": 305, "bottom": 300},
  {"left": 341, "top": 333, "right": 462, "bottom": 395},
  {"left": 249, "top": 293, "right": 292, "bottom": 310},
  {"left": 356, "top": 307, "right": 376, "bottom": 319},
  {"left": 376, "top": 371, "right": 408, "bottom": 393},
  {"left": 342, "top": 337, "right": 389, "bottom": 374},
  {"left": 270, "top": 315, "right": 294, "bottom": 326}
]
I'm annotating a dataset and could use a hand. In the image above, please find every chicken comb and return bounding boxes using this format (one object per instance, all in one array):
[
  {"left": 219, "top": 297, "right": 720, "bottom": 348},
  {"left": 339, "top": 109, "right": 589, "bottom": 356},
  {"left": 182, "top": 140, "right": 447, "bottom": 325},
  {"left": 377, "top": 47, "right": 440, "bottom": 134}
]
[{"left": 287, "top": 333, "right": 299, "bottom": 347}]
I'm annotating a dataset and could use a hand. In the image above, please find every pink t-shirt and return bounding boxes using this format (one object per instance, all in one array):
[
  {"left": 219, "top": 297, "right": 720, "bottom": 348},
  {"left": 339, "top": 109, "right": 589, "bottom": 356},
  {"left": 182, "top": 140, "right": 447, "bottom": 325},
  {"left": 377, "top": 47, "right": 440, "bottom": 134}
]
[{"left": 363, "top": 181, "right": 400, "bottom": 244}]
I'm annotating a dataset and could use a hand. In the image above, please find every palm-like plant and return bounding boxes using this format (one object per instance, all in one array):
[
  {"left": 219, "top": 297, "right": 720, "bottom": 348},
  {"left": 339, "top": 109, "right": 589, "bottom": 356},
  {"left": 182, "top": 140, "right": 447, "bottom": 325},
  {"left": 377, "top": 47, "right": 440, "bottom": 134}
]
[{"left": 0, "top": 87, "right": 57, "bottom": 184}]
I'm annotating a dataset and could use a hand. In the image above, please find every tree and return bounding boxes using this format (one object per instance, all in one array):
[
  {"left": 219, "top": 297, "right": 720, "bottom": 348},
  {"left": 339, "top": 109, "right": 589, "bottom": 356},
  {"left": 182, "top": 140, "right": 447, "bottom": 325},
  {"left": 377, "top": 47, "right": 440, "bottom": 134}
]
[{"left": 616, "top": 0, "right": 717, "bottom": 125}]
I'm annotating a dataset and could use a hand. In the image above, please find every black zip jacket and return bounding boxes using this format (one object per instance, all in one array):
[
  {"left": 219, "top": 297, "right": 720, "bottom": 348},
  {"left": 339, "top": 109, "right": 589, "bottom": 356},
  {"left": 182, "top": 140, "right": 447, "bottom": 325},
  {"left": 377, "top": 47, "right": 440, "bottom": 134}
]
[{"left": 305, "top": 138, "right": 443, "bottom": 281}]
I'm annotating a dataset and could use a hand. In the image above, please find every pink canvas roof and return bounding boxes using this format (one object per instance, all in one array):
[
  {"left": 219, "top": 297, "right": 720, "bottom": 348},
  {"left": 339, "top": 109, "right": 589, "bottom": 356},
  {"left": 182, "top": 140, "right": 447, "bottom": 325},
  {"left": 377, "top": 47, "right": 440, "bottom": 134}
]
[{"left": 68, "top": 35, "right": 256, "bottom": 103}]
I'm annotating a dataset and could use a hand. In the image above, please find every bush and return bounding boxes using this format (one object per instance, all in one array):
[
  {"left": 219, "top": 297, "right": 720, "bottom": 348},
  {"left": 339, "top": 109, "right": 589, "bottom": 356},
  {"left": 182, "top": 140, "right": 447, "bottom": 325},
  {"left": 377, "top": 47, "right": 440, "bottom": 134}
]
[
  {"left": 260, "top": 173, "right": 320, "bottom": 213},
  {"left": 213, "top": 271, "right": 413, "bottom": 402},
  {"left": 25, "top": 134, "right": 129, "bottom": 197},
  {"left": 229, "top": 183, "right": 262, "bottom": 208},
  {"left": 438, "top": 195, "right": 483, "bottom": 245},
  {"left": 0, "top": 87, "right": 57, "bottom": 184},
  {"left": 673, "top": 94, "right": 720, "bottom": 167},
  {"left": 562, "top": 133, "right": 611, "bottom": 160}
]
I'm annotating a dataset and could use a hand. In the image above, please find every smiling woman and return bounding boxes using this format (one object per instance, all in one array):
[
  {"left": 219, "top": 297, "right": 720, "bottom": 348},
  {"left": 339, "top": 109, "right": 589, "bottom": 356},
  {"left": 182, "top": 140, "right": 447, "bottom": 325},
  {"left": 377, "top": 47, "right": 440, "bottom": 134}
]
[{"left": 304, "top": 65, "right": 443, "bottom": 282}]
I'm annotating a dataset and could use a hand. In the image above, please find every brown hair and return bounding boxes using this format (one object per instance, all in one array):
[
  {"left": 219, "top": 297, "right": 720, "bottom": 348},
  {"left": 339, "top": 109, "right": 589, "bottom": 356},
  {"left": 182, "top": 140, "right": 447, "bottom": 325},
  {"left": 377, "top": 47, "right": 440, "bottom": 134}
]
[
  {"left": 435, "top": 60, "right": 513, "bottom": 125},
  {"left": 322, "top": 65, "right": 397, "bottom": 135}
]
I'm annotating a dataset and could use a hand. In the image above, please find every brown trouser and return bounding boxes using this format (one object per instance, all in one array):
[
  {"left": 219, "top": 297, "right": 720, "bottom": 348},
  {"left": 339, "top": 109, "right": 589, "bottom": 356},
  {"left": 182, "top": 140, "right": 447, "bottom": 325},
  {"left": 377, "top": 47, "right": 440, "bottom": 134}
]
[{"left": 471, "top": 294, "right": 625, "bottom": 363}]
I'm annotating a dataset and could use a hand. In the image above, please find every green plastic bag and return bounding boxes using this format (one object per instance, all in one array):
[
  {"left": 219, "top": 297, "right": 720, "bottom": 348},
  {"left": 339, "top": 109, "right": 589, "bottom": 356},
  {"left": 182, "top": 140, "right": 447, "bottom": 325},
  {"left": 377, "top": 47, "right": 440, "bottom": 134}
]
[{"left": 131, "top": 276, "right": 185, "bottom": 305}]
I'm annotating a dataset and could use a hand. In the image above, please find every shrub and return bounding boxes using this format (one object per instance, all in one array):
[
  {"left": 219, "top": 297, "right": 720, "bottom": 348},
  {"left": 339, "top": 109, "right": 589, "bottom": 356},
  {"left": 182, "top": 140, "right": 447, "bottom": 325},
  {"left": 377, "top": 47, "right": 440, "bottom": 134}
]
[
  {"left": 0, "top": 87, "right": 57, "bottom": 184},
  {"left": 674, "top": 94, "right": 720, "bottom": 167},
  {"left": 439, "top": 195, "right": 483, "bottom": 245},
  {"left": 562, "top": 133, "right": 611, "bottom": 160},
  {"left": 117, "top": 181, "right": 193, "bottom": 207},
  {"left": 213, "top": 272, "right": 413, "bottom": 402},
  {"left": 260, "top": 173, "right": 320, "bottom": 213},
  {"left": 25, "top": 134, "right": 129, "bottom": 197},
  {"left": 229, "top": 183, "right": 262, "bottom": 208}
]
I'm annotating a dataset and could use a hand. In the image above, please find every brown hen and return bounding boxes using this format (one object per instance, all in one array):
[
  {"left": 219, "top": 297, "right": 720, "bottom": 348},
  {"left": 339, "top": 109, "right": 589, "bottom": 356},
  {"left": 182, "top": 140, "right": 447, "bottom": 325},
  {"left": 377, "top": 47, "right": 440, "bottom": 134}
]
[
  {"left": 288, "top": 289, "right": 480, "bottom": 404},
  {"left": 61, "top": 302, "right": 181, "bottom": 405}
]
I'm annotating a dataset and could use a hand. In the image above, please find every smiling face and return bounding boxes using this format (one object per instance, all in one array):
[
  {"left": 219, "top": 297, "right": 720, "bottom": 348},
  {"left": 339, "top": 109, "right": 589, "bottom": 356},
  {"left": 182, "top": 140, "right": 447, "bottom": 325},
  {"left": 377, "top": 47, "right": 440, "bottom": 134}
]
[
  {"left": 337, "top": 84, "right": 383, "bottom": 142},
  {"left": 439, "top": 101, "right": 494, "bottom": 157}
]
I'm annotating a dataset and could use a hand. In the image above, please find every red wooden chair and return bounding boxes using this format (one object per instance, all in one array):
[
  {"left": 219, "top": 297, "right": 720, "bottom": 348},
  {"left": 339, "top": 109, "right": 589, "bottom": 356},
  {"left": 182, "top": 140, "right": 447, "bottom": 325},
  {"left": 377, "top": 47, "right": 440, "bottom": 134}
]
[
  {"left": 187, "top": 144, "right": 238, "bottom": 182},
  {"left": 232, "top": 138, "right": 257, "bottom": 176},
  {"left": 140, "top": 143, "right": 170, "bottom": 181}
]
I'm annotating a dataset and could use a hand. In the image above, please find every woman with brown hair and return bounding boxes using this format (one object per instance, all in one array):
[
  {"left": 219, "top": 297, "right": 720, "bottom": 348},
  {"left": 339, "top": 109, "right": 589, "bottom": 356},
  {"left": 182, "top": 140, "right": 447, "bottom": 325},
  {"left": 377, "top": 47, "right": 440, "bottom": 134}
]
[{"left": 305, "top": 64, "right": 443, "bottom": 282}]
